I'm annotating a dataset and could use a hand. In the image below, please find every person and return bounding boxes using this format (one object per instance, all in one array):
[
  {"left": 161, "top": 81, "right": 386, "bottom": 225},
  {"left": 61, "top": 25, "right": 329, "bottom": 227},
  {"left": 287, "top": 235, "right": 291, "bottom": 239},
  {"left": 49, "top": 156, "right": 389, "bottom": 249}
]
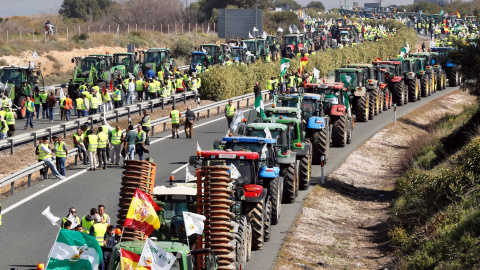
[
  {"left": 266, "top": 76, "right": 274, "bottom": 99},
  {"left": 103, "top": 225, "right": 117, "bottom": 268},
  {"left": 81, "top": 208, "right": 98, "bottom": 234},
  {"left": 139, "top": 109, "right": 151, "bottom": 145},
  {"left": 97, "top": 126, "right": 108, "bottom": 170},
  {"left": 74, "top": 225, "right": 84, "bottom": 233},
  {"left": 4, "top": 108, "right": 15, "bottom": 137},
  {"left": 148, "top": 78, "right": 157, "bottom": 100},
  {"left": 53, "top": 136, "right": 68, "bottom": 176},
  {"left": 135, "top": 125, "right": 146, "bottom": 160},
  {"left": 225, "top": 99, "right": 236, "bottom": 129},
  {"left": 136, "top": 77, "right": 144, "bottom": 102},
  {"left": 185, "top": 106, "right": 195, "bottom": 139},
  {"left": 61, "top": 207, "right": 80, "bottom": 229},
  {"left": 87, "top": 130, "right": 98, "bottom": 171},
  {"left": 127, "top": 78, "right": 135, "bottom": 106},
  {"left": 63, "top": 220, "right": 72, "bottom": 230},
  {"left": 0, "top": 115, "right": 8, "bottom": 143},
  {"left": 90, "top": 214, "right": 108, "bottom": 247},
  {"left": 79, "top": 82, "right": 87, "bottom": 95},
  {"left": 98, "top": 204, "right": 110, "bottom": 224},
  {"left": 119, "top": 80, "right": 127, "bottom": 107},
  {"left": 1, "top": 94, "right": 12, "bottom": 112},
  {"left": 254, "top": 81, "right": 261, "bottom": 99},
  {"left": 422, "top": 41, "right": 426, "bottom": 52},
  {"left": 170, "top": 105, "right": 181, "bottom": 139},
  {"left": 36, "top": 136, "right": 65, "bottom": 180},
  {"left": 175, "top": 75, "right": 185, "bottom": 93},
  {"left": 45, "top": 20, "right": 55, "bottom": 36},
  {"left": 110, "top": 125, "right": 123, "bottom": 165},
  {"left": 64, "top": 94, "right": 73, "bottom": 121},
  {"left": 94, "top": 87, "right": 103, "bottom": 113},
  {"left": 33, "top": 90, "right": 41, "bottom": 118},
  {"left": 40, "top": 90, "right": 48, "bottom": 119},
  {"left": 90, "top": 92, "right": 99, "bottom": 115},
  {"left": 113, "top": 85, "right": 122, "bottom": 108},
  {"left": 73, "top": 128, "right": 88, "bottom": 165},
  {"left": 76, "top": 94, "right": 87, "bottom": 118},
  {"left": 59, "top": 94, "right": 66, "bottom": 121},
  {"left": 25, "top": 96, "right": 35, "bottom": 130},
  {"left": 46, "top": 92, "right": 57, "bottom": 122},
  {"left": 146, "top": 67, "right": 156, "bottom": 80},
  {"left": 124, "top": 124, "right": 137, "bottom": 162},
  {"left": 103, "top": 89, "right": 112, "bottom": 111}
]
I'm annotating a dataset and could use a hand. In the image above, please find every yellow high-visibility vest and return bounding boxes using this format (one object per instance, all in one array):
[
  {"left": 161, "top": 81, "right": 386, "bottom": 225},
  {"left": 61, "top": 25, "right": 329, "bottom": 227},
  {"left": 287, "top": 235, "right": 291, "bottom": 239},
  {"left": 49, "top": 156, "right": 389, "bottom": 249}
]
[
  {"left": 55, "top": 141, "right": 66, "bottom": 158},
  {"left": 38, "top": 143, "right": 51, "bottom": 160},
  {"left": 171, "top": 110, "right": 180, "bottom": 124},
  {"left": 111, "top": 129, "right": 123, "bottom": 145},
  {"left": 226, "top": 104, "right": 235, "bottom": 117},
  {"left": 87, "top": 134, "right": 98, "bottom": 151}
]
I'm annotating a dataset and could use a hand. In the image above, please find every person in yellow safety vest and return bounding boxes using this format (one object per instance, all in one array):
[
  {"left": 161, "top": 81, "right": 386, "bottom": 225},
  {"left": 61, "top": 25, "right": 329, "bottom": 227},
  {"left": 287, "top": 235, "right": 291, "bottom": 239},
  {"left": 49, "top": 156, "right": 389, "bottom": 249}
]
[
  {"left": 110, "top": 125, "right": 123, "bottom": 165},
  {"left": 140, "top": 109, "right": 151, "bottom": 145},
  {"left": 148, "top": 79, "right": 157, "bottom": 100},
  {"left": 265, "top": 55, "right": 271, "bottom": 63},
  {"left": 155, "top": 78, "right": 161, "bottom": 97},
  {"left": 76, "top": 94, "right": 87, "bottom": 118},
  {"left": 196, "top": 75, "right": 201, "bottom": 91},
  {"left": 81, "top": 208, "right": 98, "bottom": 234},
  {"left": 73, "top": 128, "right": 88, "bottom": 165},
  {"left": 25, "top": 96, "right": 35, "bottom": 130},
  {"left": 266, "top": 76, "right": 274, "bottom": 98},
  {"left": 1, "top": 94, "right": 11, "bottom": 113},
  {"left": 79, "top": 82, "right": 87, "bottom": 94},
  {"left": 59, "top": 95, "right": 66, "bottom": 121},
  {"left": 103, "top": 90, "right": 112, "bottom": 111},
  {"left": 90, "top": 94, "right": 99, "bottom": 115},
  {"left": 175, "top": 76, "right": 185, "bottom": 93},
  {"left": 170, "top": 105, "right": 181, "bottom": 138},
  {"left": 0, "top": 115, "right": 8, "bottom": 143},
  {"left": 89, "top": 215, "right": 107, "bottom": 246},
  {"left": 96, "top": 126, "right": 109, "bottom": 170},
  {"left": 61, "top": 207, "right": 81, "bottom": 229},
  {"left": 225, "top": 99, "right": 236, "bottom": 129},
  {"left": 98, "top": 204, "right": 110, "bottom": 225},
  {"left": 135, "top": 77, "right": 144, "bottom": 101},
  {"left": 286, "top": 74, "right": 295, "bottom": 91},
  {"left": 190, "top": 77, "right": 197, "bottom": 92},
  {"left": 157, "top": 69, "right": 164, "bottom": 82},
  {"left": 52, "top": 136, "right": 68, "bottom": 176},
  {"left": 37, "top": 136, "right": 65, "bottom": 179},
  {"left": 135, "top": 125, "right": 146, "bottom": 160},
  {"left": 91, "top": 86, "right": 102, "bottom": 113},
  {"left": 166, "top": 77, "right": 173, "bottom": 96},
  {"left": 33, "top": 90, "right": 42, "bottom": 118},
  {"left": 86, "top": 130, "right": 98, "bottom": 171},
  {"left": 113, "top": 86, "right": 122, "bottom": 108},
  {"left": 39, "top": 90, "right": 49, "bottom": 119},
  {"left": 4, "top": 109, "right": 15, "bottom": 137}
]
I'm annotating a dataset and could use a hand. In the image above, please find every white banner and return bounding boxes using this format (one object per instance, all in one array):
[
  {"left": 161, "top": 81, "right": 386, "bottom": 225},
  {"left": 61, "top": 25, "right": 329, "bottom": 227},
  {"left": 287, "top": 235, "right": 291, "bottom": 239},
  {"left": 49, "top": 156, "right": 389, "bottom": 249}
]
[
  {"left": 183, "top": 212, "right": 206, "bottom": 237},
  {"left": 138, "top": 238, "right": 176, "bottom": 270}
]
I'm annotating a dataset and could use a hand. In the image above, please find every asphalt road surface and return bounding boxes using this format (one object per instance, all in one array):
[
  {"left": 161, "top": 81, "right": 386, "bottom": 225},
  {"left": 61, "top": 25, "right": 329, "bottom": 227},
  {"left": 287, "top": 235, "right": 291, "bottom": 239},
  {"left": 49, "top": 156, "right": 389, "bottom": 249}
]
[{"left": 0, "top": 85, "right": 460, "bottom": 269}]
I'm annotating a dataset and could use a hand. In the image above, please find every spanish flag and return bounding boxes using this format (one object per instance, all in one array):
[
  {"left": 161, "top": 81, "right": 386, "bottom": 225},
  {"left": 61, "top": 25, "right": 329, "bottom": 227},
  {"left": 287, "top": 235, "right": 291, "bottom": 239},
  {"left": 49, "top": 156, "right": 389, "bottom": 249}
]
[
  {"left": 300, "top": 56, "right": 309, "bottom": 74},
  {"left": 124, "top": 188, "right": 161, "bottom": 236},
  {"left": 120, "top": 248, "right": 151, "bottom": 270},
  {"left": 455, "top": 9, "right": 461, "bottom": 18}
]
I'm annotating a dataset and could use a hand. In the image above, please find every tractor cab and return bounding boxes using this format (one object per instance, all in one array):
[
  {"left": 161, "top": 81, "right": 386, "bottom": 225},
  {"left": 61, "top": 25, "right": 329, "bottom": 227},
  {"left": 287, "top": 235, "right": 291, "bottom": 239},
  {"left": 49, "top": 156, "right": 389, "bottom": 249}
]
[
  {"left": 190, "top": 52, "right": 207, "bottom": 74},
  {"left": 231, "top": 46, "right": 250, "bottom": 64},
  {"left": 140, "top": 48, "right": 175, "bottom": 75},
  {"left": 199, "top": 44, "right": 223, "bottom": 65},
  {"left": 273, "top": 93, "right": 302, "bottom": 109},
  {"left": 112, "top": 52, "right": 139, "bottom": 77}
]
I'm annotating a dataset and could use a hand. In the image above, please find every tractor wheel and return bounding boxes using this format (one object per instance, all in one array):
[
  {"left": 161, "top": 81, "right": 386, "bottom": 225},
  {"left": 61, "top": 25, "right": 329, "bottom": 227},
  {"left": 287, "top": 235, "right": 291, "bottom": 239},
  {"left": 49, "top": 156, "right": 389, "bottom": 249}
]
[
  {"left": 16, "top": 95, "right": 27, "bottom": 119},
  {"left": 420, "top": 74, "right": 429, "bottom": 97},
  {"left": 264, "top": 200, "right": 272, "bottom": 242},
  {"left": 310, "top": 128, "right": 329, "bottom": 165},
  {"left": 281, "top": 164, "right": 296, "bottom": 203},
  {"left": 408, "top": 79, "right": 418, "bottom": 102},
  {"left": 247, "top": 200, "right": 265, "bottom": 250},
  {"left": 332, "top": 114, "right": 348, "bottom": 147},
  {"left": 294, "top": 160, "right": 300, "bottom": 197},
  {"left": 404, "top": 81, "right": 410, "bottom": 103},
  {"left": 428, "top": 74, "right": 433, "bottom": 95},
  {"left": 235, "top": 216, "right": 248, "bottom": 268},
  {"left": 354, "top": 93, "right": 369, "bottom": 122},
  {"left": 347, "top": 117, "right": 353, "bottom": 144},
  {"left": 269, "top": 178, "right": 281, "bottom": 225},
  {"left": 443, "top": 72, "right": 447, "bottom": 89},
  {"left": 383, "top": 91, "right": 388, "bottom": 111},
  {"left": 378, "top": 91, "right": 384, "bottom": 114},
  {"left": 430, "top": 73, "right": 435, "bottom": 94},
  {"left": 299, "top": 154, "right": 311, "bottom": 190},
  {"left": 368, "top": 90, "right": 376, "bottom": 120},
  {"left": 436, "top": 72, "right": 443, "bottom": 91},
  {"left": 229, "top": 232, "right": 242, "bottom": 270},
  {"left": 393, "top": 81, "right": 405, "bottom": 106},
  {"left": 246, "top": 222, "right": 252, "bottom": 261},
  {"left": 448, "top": 71, "right": 457, "bottom": 87}
]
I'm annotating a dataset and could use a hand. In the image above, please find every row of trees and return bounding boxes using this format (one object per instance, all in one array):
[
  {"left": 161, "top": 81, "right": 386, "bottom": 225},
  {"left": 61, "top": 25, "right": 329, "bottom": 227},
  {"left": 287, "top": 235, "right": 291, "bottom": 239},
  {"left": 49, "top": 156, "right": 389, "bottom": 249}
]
[{"left": 397, "top": 0, "right": 480, "bottom": 17}]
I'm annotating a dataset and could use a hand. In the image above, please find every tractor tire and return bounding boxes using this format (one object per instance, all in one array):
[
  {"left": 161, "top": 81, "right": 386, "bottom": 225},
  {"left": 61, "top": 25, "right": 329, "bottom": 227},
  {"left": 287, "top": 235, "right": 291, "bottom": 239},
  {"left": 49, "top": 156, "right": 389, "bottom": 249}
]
[
  {"left": 408, "top": 79, "right": 418, "bottom": 102},
  {"left": 436, "top": 72, "right": 443, "bottom": 91},
  {"left": 378, "top": 91, "right": 384, "bottom": 114},
  {"left": 294, "top": 160, "right": 300, "bottom": 197},
  {"left": 299, "top": 154, "right": 311, "bottom": 190},
  {"left": 347, "top": 117, "right": 353, "bottom": 144},
  {"left": 332, "top": 114, "right": 348, "bottom": 147},
  {"left": 443, "top": 72, "right": 447, "bottom": 89},
  {"left": 430, "top": 74, "right": 435, "bottom": 94},
  {"left": 448, "top": 71, "right": 457, "bottom": 87},
  {"left": 393, "top": 81, "right": 405, "bottom": 106},
  {"left": 354, "top": 93, "right": 369, "bottom": 122},
  {"left": 247, "top": 200, "right": 265, "bottom": 250},
  {"left": 420, "top": 74, "right": 429, "bottom": 97},
  {"left": 264, "top": 200, "right": 272, "bottom": 242},
  {"left": 235, "top": 216, "right": 248, "bottom": 268},
  {"left": 383, "top": 91, "right": 388, "bottom": 111},
  {"left": 404, "top": 81, "right": 410, "bottom": 103},
  {"left": 15, "top": 95, "right": 27, "bottom": 119},
  {"left": 269, "top": 178, "right": 281, "bottom": 225},
  {"left": 281, "top": 164, "right": 296, "bottom": 203},
  {"left": 246, "top": 222, "right": 252, "bottom": 261},
  {"left": 310, "top": 129, "right": 329, "bottom": 165},
  {"left": 368, "top": 90, "right": 376, "bottom": 120}
]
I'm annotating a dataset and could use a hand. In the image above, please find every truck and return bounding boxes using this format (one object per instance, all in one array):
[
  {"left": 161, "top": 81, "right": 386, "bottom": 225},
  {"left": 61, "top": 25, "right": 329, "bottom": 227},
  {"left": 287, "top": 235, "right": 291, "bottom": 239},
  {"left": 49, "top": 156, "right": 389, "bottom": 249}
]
[{"left": 0, "top": 65, "right": 44, "bottom": 119}]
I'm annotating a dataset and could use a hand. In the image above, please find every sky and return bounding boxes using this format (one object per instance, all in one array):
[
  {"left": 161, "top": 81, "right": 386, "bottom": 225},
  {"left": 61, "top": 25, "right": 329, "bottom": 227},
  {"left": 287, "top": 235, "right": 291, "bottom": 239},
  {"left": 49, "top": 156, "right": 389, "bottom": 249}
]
[{"left": 0, "top": 0, "right": 415, "bottom": 18}]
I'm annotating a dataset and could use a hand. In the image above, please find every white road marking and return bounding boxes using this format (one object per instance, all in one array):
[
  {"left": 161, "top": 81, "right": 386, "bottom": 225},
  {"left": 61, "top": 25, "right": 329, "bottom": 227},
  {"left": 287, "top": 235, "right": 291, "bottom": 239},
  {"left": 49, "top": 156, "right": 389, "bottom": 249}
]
[{"left": 171, "top": 163, "right": 188, "bottom": 174}]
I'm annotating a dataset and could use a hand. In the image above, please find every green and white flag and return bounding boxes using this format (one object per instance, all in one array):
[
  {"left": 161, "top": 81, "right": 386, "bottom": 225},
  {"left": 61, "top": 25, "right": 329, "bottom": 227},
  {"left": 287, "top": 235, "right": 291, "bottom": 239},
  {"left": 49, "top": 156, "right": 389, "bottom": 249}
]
[
  {"left": 255, "top": 94, "right": 265, "bottom": 118},
  {"left": 280, "top": 58, "right": 291, "bottom": 74},
  {"left": 46, "top": 229, "right": 102, "bottom": 270},
  {"left": 439, "top": 10, "right": 444, "bottom": 16}
]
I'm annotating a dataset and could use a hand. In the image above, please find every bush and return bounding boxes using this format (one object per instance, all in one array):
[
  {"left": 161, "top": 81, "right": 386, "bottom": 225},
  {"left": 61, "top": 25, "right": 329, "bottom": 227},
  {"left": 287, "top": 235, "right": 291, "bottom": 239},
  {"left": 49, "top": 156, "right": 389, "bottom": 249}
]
[
  {"left": 72, "top": 33, "right": 89, "bottom": 43},
  {"left": 0, "top": 58, "right": 7, "bottom": 66},
  {"left": 172, "top": 38, "right": 194, "bottom": 59}
]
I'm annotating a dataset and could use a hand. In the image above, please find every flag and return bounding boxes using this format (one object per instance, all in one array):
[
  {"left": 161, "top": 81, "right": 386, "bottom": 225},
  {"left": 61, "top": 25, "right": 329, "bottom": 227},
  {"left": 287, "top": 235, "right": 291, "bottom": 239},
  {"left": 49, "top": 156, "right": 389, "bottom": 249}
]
[
  {"left": 277, "top": 27, "right": 283, "bottom": 33},
  {"left": 262, "top": 31, "right": 267, "bottom": 39},
  {"left": 124, "top": 188, "right": 162, "bottom": 236},
  {"left": 66, "top": 213, "right": 79, "bottom": 228},
  {"left": 313, "top": 68, "right": 320, "bottom": 79},
  {"left": 185, "top": 166, "right": 195, "bottom": 183},
  {"left": 248, "top": 32, "right": 253, "bottom": 39},
  {"left": 230, "top": 110, "right": 244, "bottom": 132},
  {"left": 228, "top": 163, "right": 241, "bottom": 180},
  {"left": 261, "top": 144, "right": 267, "bottom": 160},
  {"left": 455, "top": 9, "right": 461, "bottom": 18},
  {"left": 46, "top": 229, "right": 102, "bottom": 270},
  {"left": 264, "top": 127, "right": 272, "bottom": 139},
  {"left": 289, "top": 25, "right": 293, "bottom": 34},
  {"left": 138, "top": 238, "right": 176, "bottom": 270},
  {"left": 183, "top": 212, "right": 206, "bottom": 237},
  {"left": 439, "top": 10, "right": 444, "bottom": 16},
  {"left": 32, "top": 51, "right": 39, "bottom": 58},
  {"left": 120, "top": 248, "right": 150, "bottom": 270},
  {"left": 405, "top": 41, "right": 410, "bottom": 53},
  {"left": 197, "top": 141, "right": 201, "bottom": 152},
  {"left": 300, "top": 56, "right": 309, "bottom": 74},
  {"left": 42, "top": 206, "right": 60, "bottom": 227},
  {"left": 280, "top": 58, "right": 290, "bottom": 72},
  {"left": 254, "top": 93, "right": 265, "bottom": 118},
  {"left": 253, "top": 26, "right": 258, "bottom": 32}
]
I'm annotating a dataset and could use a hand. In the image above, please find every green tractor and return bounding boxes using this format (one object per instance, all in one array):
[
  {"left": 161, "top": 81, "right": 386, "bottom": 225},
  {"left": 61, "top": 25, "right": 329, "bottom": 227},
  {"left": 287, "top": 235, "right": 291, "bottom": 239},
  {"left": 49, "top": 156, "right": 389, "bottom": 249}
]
[
  {"left": 68, "top": 55, "right": 113, "bottom": 95},
  {"left": 111, "top": 52, "right": 141, "bottom": 80},
  {"left": 264, "top": 106, "right": 301, "bottom": 120},
  {"left": 243, "top": 39, "right": 260, "bottom": 63},
  {"left": 0, "top": 65, "right": 44, "bottom": 119},
  {"left": 405, "top": 57, "right": 430, "bottom": 98},
  {"left": 410, "top": 52, "right": 446, "bottom": 92},
  {"left": 139, "top": 48, "right": 176, "bottom": 77},
  {"left": 273, "top": 93, "right": 302, "bottom": 109},
  {"left": 334, "top": 67, "right": 371, "bottom": 122},
  {"left": 199, "top": 44, "right": 223, "bottom": 66}
]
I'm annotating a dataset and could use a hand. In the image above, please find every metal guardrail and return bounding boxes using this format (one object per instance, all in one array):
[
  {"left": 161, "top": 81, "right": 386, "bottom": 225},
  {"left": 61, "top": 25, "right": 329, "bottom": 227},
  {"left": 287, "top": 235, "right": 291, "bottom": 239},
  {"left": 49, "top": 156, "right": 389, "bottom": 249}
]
[{"left": 0, "top": 90, "right": 269, "bottom": 195}]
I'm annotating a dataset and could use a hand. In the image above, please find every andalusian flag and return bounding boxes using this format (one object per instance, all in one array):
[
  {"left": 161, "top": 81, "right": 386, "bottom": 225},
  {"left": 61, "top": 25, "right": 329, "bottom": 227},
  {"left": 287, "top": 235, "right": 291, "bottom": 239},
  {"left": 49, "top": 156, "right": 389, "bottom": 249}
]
[
  {"left": 124, "top": 188, "right": 162, "bottom": 236},
  {"left": 120, "top": 248, "right": 151, "bottom": 270},
  {"left": 46, "top": 229, "right": 102, "bottom": 270},
  {"left": 455, "top": 9, "right": 461, "bottom": 18},
  {"left": 439, "top": 10, "right": 444, "bottom": 17},
  {"left": 300, "top": 56, "right": 309, "bottom": 74},
  {"left": 254, "top": 94, "right": 265, "bottom": 119},
  {"left": 280, "top": 58, "right": 290, "bottom": 74}
]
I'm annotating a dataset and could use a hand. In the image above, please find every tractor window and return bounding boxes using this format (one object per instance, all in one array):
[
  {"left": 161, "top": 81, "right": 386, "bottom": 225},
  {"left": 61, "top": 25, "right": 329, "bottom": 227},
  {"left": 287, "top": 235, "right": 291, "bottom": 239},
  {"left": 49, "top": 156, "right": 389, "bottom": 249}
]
[
  {"left": 232, "top": 49, "right": 241, "bottom": 58},
  {"left": 201, "top": 46, "right": 215, "bottom": 56},
  {"left": 224, "top": 142, "right": 264, "bottom": 153},
  {"left": 402, "top": 61, "right": 410, "bottom": 72},
  {"left": 301, "top": 100, "right": 317, "bottom": 118},
  {"left": 247, "top": 129, "right": 282, "bottom": 143},
  {"left": 205, "top": 160, "right": 253, "bottom": 186},
  {"left": 280, "top": 99, "right": 299, "bottom": 108},
  {"left": 415, "top": 60, "right": 422, "bottom": 71},
  {"left": 290, "top": 125, "right": 299, "bottom": 141},
  {"left": 114, "top": 55, "right": 131, "bottom": 66},
  {"left": 160, "top": 201, "right": 190, "bottom": 239},
  {"left": 336, "top": 72, "right": 358, "bottom": 87},
  {"left": 265, "top": 111, "right": 297, "bottom": 118},
  {"left": 0, "top": 69, "right": 23, "bottom": 85},
  {"left": 284, "top": 36, "right": 297, "bottom": 45},
  {"left": 244, "top": 42, "right": 256, "bottom": 52},
  {"left": 81, "top": 59, "right": 98, "bottom": 73},
  {"left": 145, "top": 52, "right": 161, "bottom": 63},
  {"left": 192, "top": 54, "right": 205, "bottom": 63}
]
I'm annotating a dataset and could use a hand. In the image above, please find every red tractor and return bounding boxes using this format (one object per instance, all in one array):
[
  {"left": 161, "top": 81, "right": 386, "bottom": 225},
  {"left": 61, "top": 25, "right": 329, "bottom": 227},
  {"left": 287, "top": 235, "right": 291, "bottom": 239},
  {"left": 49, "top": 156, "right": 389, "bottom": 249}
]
[{"left": 372, "top": 60, "right": 405, "bottom": 108}]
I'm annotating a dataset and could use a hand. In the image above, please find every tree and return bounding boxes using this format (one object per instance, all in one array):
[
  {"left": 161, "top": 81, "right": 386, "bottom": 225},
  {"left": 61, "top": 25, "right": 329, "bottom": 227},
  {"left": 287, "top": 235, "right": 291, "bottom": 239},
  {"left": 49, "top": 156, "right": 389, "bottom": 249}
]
[
  {"left": 274, "top": 0, "right": 301, "bottom": 10},
  {"left": 306, "top": 1, "right": 325, "bottom": 11},
  {"left": 59, "top": 0, "right": 114, "bottom": 21},
  {"left": 195, "top": 0, "right": 273, "bottom": 23},
  {"left": 451, "top": 39, "right": 480, "bottom": 99}
]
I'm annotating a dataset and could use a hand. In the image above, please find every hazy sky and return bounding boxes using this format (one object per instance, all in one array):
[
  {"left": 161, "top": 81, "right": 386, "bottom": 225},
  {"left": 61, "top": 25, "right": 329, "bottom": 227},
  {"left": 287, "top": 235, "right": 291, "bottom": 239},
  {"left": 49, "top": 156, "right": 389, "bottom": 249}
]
[{"left": 0, "top": 0, "right": 414, "bottom": 17}]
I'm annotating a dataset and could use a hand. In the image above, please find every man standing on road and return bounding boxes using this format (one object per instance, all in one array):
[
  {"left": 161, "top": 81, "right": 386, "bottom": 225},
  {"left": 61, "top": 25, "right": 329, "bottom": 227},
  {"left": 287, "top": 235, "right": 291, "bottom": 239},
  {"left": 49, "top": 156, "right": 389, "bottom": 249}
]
[
  {"left": 254, "top": 81, "right": 261, "bottom": 99},
  {"left": 136, "top": 77, "right": 144, "bottom": 102},
  {"left": 33, "top": 90, "right": 41, "bottom": 118},
  {"left": 64, "top": 94, "right": 73, "bottom": 121},
  {"left": 124, "top": 124, "right": 137, "bottom": 163},
  {"left": 25, "top": 96, "right": 35, "bottom": 130},
  {"left": 76, "top": 94, "right": 86, "bottom": 118},
  {"left": 170, "top": 105, "right": 181, "bottom": 139},
  {"left": 81, "top": 208, "right": 98, "bottom": 234},
  {"left": 61, "top": 207, "right": 80, "bottom": 229},
  {"left": 225, "top": 100, "right": 236, "bottom": 129},
  {"left": 37, "top": 136, "right": 65, "bottom": 180},
  {"left": 98, "top": 204, "right": 110, "bottom": 224},
  {"left": 135, "top": 125, "right": 146, "bottom": 160},
  {"left": 1, "top": 94, "right": 12, "bottom": 112},
  {"left": 5, "top": 108, "right": 16, "bottom": 137},
  {"left": 40, "top": 90, "right": 49, "bottom": 119},
  {"left": 139, "top": 109, "right": 151, "bottom": 145},
  {"left": 127, "top": 78, "right": 135, "bottom": 106},
  {"left": 146, "top": 67, "right": 156, "bottom": 80},
  {"left": 97, "top": 126, "right": 108, "bottom": 170},
  {"left": 113, "top": 85, "right": 122, "bottom": 109},
  {"left": 59, "top": 94, "right": 66, "bottom": 121},
  {"left": 86, "top": 130, "right": 98, "bottom": 171},
  {"left": 53, "top": 136, "right": 68, "bottom": 176},
  {"left": 47, "top": 92, "right": 57, "bottom": 122},
  {"left": 110, "top": 125, "right": 123, "bottom": 165},
  {"left": 0, "top": 115, "right": 8, "bottom": 143},
  {"left": 73, "top": 128, "right": 88, "bottom": 165},
  {"left": 103, "top": 89, "right": 112, "bottom": 112},
  {"left": 185, "top": 106, "right": 195, "bottom": 139},
  {"left": 90, "top": 92, "right": 99, "bottom": 115}
]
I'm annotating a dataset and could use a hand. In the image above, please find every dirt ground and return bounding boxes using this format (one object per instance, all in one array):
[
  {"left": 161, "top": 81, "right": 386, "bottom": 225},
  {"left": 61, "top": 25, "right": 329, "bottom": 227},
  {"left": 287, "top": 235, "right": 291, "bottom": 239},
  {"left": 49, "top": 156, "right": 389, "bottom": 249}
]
[{"left": 274, "top": 90, "right": 476, "bottom": 270}]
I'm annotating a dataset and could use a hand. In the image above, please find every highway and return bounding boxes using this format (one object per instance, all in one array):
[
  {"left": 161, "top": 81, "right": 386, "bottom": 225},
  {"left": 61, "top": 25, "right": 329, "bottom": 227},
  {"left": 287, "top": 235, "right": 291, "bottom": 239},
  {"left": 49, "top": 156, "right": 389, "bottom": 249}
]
[{"left": 0, "top": 85, "right": 460, "bottom": 269}]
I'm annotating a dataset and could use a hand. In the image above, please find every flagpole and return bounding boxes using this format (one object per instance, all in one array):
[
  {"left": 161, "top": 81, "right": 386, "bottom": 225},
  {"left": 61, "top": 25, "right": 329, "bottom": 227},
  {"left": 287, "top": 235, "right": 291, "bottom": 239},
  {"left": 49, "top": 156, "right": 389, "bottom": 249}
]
[{"left": 45, "top": 227, "right": 62, "bottom": 269}]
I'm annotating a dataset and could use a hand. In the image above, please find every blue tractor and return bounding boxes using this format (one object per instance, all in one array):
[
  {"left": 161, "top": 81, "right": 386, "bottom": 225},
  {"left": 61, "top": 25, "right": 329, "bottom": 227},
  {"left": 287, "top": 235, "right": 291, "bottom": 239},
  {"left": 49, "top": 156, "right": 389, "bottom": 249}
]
[
  {"left": 430, "top": 47, "right": 457, "bottom": 87},
  {"left": 189, "top": 51, "right": 207, "bottom": 74}
]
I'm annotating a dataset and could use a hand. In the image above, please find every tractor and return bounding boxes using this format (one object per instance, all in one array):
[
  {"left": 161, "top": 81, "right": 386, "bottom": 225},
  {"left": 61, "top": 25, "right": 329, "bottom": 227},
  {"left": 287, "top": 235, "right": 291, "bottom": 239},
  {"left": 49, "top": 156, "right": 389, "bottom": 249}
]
[
  {"left": 190, "top": 51, "right": 208, "bottom": 74},
  {"left": 334, "top": 67, "right": 370, "bottom": 122},
  {"left": 372, "top": 60, "right": 404, "bottom": 108},
  {"left": 0, "top": 65, "right": 44, "bottom": 119},
  {"left": 231, "top": 46, "right": 251, "bottom": 64},
  {"left": 273, "top": 92, "right": 302, "bottom": 110},
  {"left": 411, "top": 51, "right": 446, "bottom": 91},
  {"left": 282, "top": 34, "right": 303, "bottom": 58},
  {"left": 243, "top": 39, "right": 260, "bottom": 63},
  {"left": 110, "top": 52, "right": 141, "bottom": 80},
  {"left": 199, "top": 44, "right": 223, "bottom": 65},
  {"left": 430, "top": 47, "right": 456, "bottom": 87},
  {"left": 68, "top": 55, "right": 113, "bottom": 96},
  {"left": 311, "top": 30, "right": 329, "bottom": 51},
  {"left": 139, "top": 48, "right": 176, "bottom": 77},
  {"left": 403, "top": 57, "right": 429, "bottom": 99}
]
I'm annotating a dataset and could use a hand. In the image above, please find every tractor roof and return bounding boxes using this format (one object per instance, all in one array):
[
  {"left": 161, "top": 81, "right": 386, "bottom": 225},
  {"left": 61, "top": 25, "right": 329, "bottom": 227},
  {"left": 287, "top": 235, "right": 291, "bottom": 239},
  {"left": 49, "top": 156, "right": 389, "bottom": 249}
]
[
  {"left": 266, "top": 107, "right": 299, "bottom": 113},
  {"left": 302, "top": 93, "right": 323, "bottom": 99},
  {"left": 246, "top": 123, "right": 287, "bottom": 131},
  {"left": 430, "top": 47, "right": 454, "bottom": 51},
  {"left": 199, "top": 151, "right": 259, "bottom": 160},
  {"left": 372, "top": 60, "right": 401, "bottom": 65},
  {"left": 232, "top": 46, "right": 247, "bottom": 49},
  {"left": 153, "top": 185, "right": 197, "bottom": 196},
  {"left": 147, "top": 48, "right": 169, "bottom": 51},
  {"left": 264, "top": 117, "right": 301, "bottom": 124},
  {"left": 243, "top": 39, "right": 256, "bottom": 42},
  {"left": 335, "top": 68, "right": 363, "bottom": 73},
  {"left": 192, "top": 51, "right": 206, "bottom": 55},
  {"left": 114, "top": 52, "right": 135, "bottom": 55},
  {"left": 305, "top": 82, "right": 345, "bottom": 89},
  {"left": 116, "top": 240, "right": 190, "bottom": 255},
  {"left": 410, "top": 52, "right": 438, "bottom": 56},
  {"left": 222, "top": 136, "right": 276, "bottom": 144},
  {"left": 276, "top": 93, "right": 300, "bottom": 99},
  {"left": 344, "top": 63, "right": 373, "bottom": 68},
  {"left": 1, "top": 65, "right": 31, "bottom": 70}
]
